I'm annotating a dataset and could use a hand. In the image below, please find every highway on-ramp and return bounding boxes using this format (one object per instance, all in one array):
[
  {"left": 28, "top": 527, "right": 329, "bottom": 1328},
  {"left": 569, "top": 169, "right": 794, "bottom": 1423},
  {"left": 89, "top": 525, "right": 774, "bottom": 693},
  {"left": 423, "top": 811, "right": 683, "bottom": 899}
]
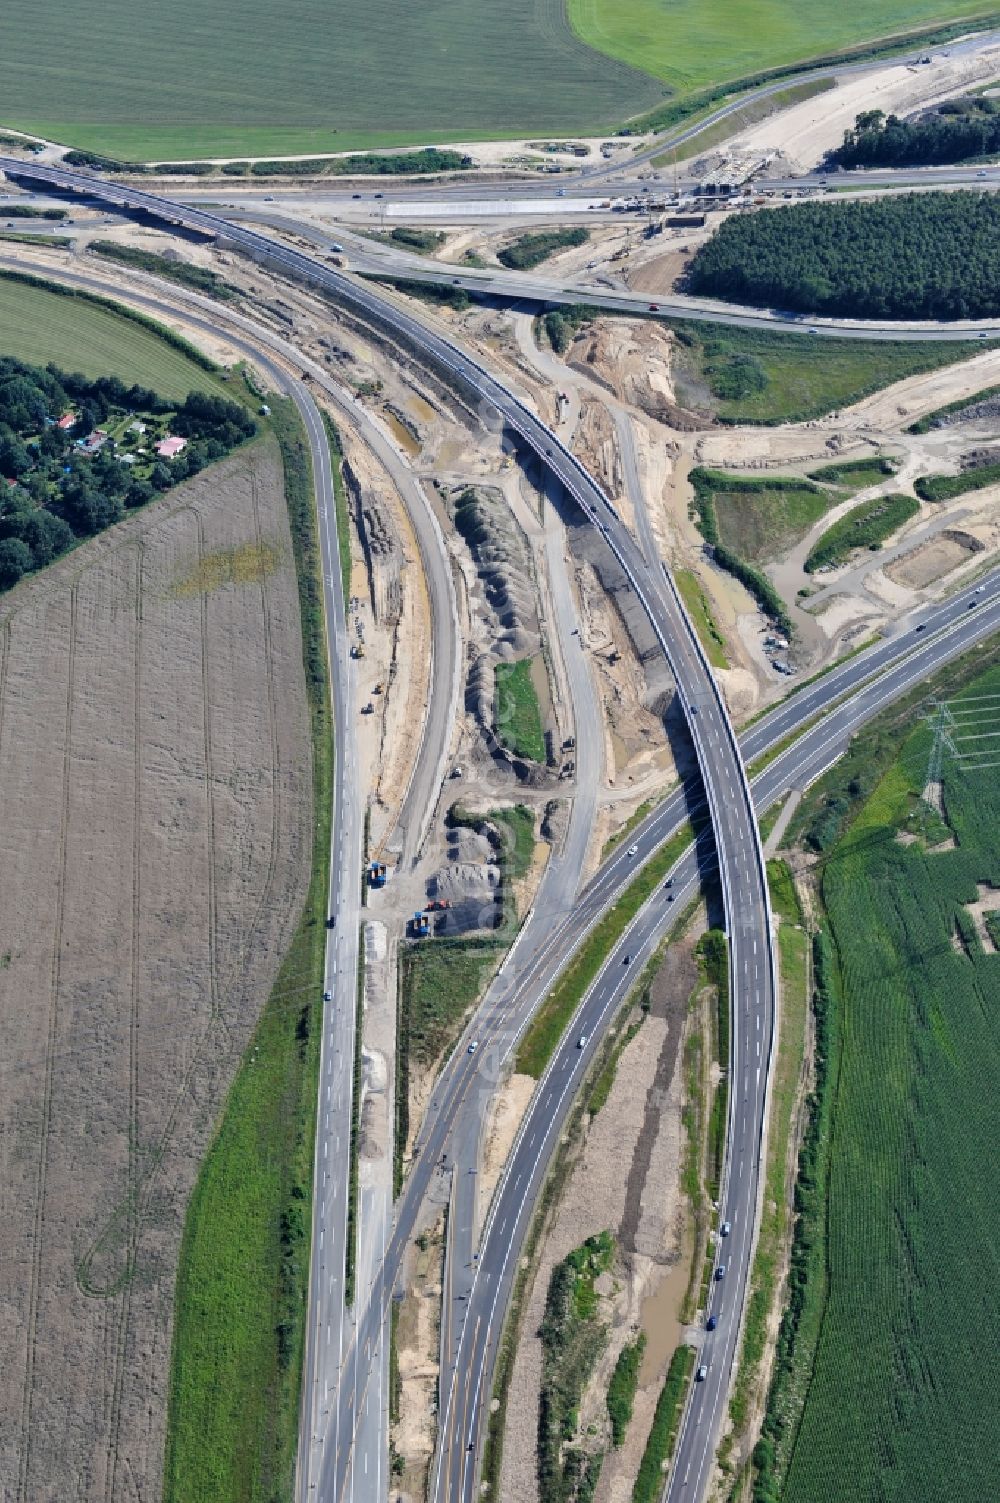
[
  {"left": 0, "top": 163, "right": 985, "bottom": 1503},
  {"left": 431, "top": 570, "right": 1000, "bottom": 1503}
]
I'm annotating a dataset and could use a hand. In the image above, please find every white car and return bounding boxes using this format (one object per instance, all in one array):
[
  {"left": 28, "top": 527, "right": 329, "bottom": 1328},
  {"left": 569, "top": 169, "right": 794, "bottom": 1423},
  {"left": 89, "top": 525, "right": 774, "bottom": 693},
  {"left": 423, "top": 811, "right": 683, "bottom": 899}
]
[
  {"left": 627, "top": 844, "right": 639, "bottom": 858},
  {"left": 323, "top": 990, "right": 332, "bottom": 1002},
  {"left": 468, "top": 1041, "right": 479, "bottom": 1055}
]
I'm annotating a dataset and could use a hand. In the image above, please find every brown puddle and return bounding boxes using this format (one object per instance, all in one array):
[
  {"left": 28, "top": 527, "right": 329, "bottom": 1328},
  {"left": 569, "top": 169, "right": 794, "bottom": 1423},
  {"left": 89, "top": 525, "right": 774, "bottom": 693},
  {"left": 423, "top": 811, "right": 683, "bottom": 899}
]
[
  {"left": 386, "top": 411, "right": 422, "bottom": 458},
  {"left": 638, "top": 1229, "right": 692, "bottom": 1385},
  {"left": 406, "top": 394, "right": 437, "bottom": 424}
]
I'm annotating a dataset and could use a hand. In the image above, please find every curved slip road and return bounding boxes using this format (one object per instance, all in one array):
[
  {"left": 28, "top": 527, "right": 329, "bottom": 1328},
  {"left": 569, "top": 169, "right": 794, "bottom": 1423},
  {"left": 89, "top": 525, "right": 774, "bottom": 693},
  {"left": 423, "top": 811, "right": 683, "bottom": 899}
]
[
  {"left": 432, "top": 570, "right": 1000, "bottom": 1503},
  {"left": 0, "top": 167, "right": 979, "bottom": 1502},
  {"left": 0, "top": 156, "right": 771, "bottom": 1503}
]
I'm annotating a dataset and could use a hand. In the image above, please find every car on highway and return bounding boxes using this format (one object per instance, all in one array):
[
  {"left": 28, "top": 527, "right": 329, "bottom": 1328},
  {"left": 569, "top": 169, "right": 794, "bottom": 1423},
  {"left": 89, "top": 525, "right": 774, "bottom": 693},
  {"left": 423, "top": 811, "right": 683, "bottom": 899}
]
[
  {"left": 721, "top": 1220, "right": 731, "bottom": 1237},
  {"left": 696, "top": 1365, "right": 708, "bottom": 1382},
  {"left": 323, "top": 990, "right": 332, "bottom": 1001},
  {"left": 627, "top": 844, "right": 639, "bottom": 857},
  {"left": 715, "top": 1263, "right": 726, "bottom": 1280},
  {"left": 622, "top": 953, "right": 631, "bottom": 966},
  {"left": 977, "top": 169, "right": 988, "bottom": 177},
  {"left": 467, "top": 1041, "right": 479, "bottom": 1055},
  {"left": 326, "top": 915, "right": 336, "bottom": 928},
  {"left": 664, "top": 877, "right": 673, "bottom": 889},
  {"left": 649, "top": 303, "right": 660, "bottom": 311},
  {"left": 577, "top": 1034, "right": 588, "bottom": 1049},
  {"left": 706, "top": 1314, "right": 718, "bottom": 1331}
]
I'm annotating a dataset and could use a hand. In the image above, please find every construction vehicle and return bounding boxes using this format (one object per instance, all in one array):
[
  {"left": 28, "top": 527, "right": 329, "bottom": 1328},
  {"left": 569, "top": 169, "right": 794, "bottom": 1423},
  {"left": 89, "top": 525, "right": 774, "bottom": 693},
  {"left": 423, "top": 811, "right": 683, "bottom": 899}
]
[
  {"left": 368, "top": 862, "right": 387, "bottom": 888},
  {"left": 411, "top": 911, "right": 431, "bottom": 937},
  {"left": 426, "top": 898, "right": 451, "bottom": 911},
  {"left": 373, "top": 681, "right": 384, "bottom": 694},
  {"left": 352, "top": 642, "right": 365, "bottom": 659}
]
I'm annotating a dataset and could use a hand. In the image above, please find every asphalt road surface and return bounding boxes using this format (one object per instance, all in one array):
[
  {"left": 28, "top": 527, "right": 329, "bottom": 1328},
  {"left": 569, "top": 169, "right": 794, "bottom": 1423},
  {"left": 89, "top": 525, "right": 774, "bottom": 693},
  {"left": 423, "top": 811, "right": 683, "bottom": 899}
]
[
  {"left": 9, "top": 158, "right": 1000, "bottom": 350},
  {"left": 3, "top": 164, "right": 991, "bottom": 1501},
  {"left": 431, "top": 571, "right": 1000, "bottom": 1503},
  {"left": 11, "top": 157, "right": 770, "bottom": 1503}
]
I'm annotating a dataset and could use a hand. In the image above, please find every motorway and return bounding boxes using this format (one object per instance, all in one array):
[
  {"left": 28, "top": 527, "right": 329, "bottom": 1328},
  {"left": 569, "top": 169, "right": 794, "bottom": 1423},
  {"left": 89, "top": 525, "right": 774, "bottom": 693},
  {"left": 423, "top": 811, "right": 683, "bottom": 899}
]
[
  {"left": 0, "top": 156, "right": 773, "bottom": 1503},
  {"left": 2, "top": 160, "right": 994, "bottom": 1502},
  {"left": 431, "top": 567, "right": 1000, "bottom": 1503}
]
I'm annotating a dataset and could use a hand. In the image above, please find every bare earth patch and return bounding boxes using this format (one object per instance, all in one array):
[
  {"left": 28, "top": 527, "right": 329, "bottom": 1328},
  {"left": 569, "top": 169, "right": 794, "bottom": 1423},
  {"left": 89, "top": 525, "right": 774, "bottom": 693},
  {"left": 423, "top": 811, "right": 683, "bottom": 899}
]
[{"left": 0, "top": 441, "right": 312, "bottom": 1500}]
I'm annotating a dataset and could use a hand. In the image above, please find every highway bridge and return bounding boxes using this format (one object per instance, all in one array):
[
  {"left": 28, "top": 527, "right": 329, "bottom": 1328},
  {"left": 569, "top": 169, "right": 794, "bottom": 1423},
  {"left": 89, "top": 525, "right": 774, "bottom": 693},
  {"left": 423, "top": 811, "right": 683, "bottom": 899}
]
[
  {"left": 0, "top": 157, "right": 989, "bottom": 1503},
  {"left": 0, "top": 155, "right": 773, "bottom": 1503}
]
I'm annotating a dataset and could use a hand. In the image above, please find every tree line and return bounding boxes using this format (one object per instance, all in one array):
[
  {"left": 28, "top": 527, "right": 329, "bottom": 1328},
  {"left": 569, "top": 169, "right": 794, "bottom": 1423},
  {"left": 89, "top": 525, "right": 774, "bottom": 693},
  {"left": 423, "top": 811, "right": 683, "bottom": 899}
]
[
  {"left": 829, "top": 102, "right": 1000, "bottom": 168},
  {"left": 686, "top": 192, "right": 1000, "bottom": 320},
  {"left": 0, "top": 359, "right": 255, "bottom": 590}
]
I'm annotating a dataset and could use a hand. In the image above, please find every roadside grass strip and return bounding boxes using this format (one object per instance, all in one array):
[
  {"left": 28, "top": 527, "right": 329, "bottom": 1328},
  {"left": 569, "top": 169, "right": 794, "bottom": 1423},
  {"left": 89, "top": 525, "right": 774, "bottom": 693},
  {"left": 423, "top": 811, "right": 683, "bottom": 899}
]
[
  {"left": 515, "top": 821, "right": 696, "bottom": 1079},
  {"left": 164, "top": 398, "right": 332, "bottom": 1503},
  {"left": 632, "top": 1344, "right": 697, "bottom": 1503}
]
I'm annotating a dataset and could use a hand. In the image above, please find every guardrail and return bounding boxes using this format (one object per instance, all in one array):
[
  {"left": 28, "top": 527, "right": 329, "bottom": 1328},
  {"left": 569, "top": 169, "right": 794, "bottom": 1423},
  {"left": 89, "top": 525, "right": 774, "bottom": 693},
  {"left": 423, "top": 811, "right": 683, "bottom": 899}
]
[{"left": 0, "top": 157, "right": 775, "bottom": 1503}]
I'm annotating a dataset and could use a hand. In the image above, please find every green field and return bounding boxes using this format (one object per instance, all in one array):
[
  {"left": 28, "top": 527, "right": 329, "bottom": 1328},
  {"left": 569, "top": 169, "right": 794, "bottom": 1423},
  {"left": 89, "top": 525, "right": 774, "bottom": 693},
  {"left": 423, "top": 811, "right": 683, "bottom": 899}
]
[
  {"left": 675, "top": 567, "right": 728, "bottom": 668},
  {"left": 776, "top": 666, "right": 1000, "bottom": 1503},
  {"left": 0, "top": 272, "right": 222, "bottom": 397},
  {"left": 494, "top": 657, "right": 548, "bottom": 763},
  {"left": 671, "top": 322, "right": 977, "bottom": 427},
  {"left": 0, "top": 0, "right": 662, "bottom": 160},
  {"left": 804, "top": 491, "right": 919, "bottom": 571},
  {"left": 569, "top": 0, "right": 982, "bottom": 95}
]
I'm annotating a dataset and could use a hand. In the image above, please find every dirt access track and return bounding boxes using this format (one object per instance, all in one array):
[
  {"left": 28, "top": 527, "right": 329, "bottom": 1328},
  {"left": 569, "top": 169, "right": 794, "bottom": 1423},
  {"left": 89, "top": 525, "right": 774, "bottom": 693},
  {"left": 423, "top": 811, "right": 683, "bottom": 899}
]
[{"left": 0, "top": 440, "right": 312, "bottom": 1500}]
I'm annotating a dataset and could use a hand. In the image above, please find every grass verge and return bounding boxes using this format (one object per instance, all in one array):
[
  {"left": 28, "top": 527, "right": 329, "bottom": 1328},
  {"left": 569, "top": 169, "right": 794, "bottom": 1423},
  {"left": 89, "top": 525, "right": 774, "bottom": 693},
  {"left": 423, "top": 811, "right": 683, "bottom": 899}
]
[
  {"left": 515, "top": 821, "right": 696, "bottom": 1079},
  {"left": 632, "top": 1345, "right": 697, "bottom": 1503},
  {"left": 721, "top": 860, "right": 809, "bottom": 1472},
  {"left": 676, "top": 567, "right": 728, "bottom": 668},
  {"left": 538, "top": 1231, "right": 614, "bottom": 1497},
  {"left": 88, "top": 240, "right": 239, "bottom": 300},
  {"left": 498, "top": 227, "right": 589, "bottom": 270},
  {"left": 163, "top": 397, "right": 331, "bottom": 1503},
  {"left": 671, "top": 319, "right": 977, "bottom": 426},
  {"left": 915, "top": 455, "right": 1000, "bottom": 502},
  {"left": 608, "top": 1333, "right": 647, "bottom": 1447},
  {"left": 395, "top": 938, "right": 505, "bottom": 1193},
  {"left": 654, "top": 78, "right": 833, "bottom": 163}
]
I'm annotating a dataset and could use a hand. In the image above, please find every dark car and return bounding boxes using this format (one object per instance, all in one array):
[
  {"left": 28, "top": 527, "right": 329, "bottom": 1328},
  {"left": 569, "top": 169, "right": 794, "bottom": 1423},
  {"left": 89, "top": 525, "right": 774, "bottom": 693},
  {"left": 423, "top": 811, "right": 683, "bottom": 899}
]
[
  {"left": 706, "top": 1314, "right": 718, "bottom": 1331},
  {"left": 327, "top": 915, "right": 336, "bottom": 928},
  {"left": 623, "top": 953, "right": 631, "bottom": 965},
  {"left": 715, "top": 1264, "right": 726, "bottom": 1281}
]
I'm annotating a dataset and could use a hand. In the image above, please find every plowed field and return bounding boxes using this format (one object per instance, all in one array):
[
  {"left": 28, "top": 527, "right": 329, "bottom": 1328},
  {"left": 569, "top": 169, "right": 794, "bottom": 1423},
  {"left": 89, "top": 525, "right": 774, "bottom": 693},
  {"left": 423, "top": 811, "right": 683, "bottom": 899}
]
[{"left": 0, "top": 439, "right": 311, "bottom": 1500}]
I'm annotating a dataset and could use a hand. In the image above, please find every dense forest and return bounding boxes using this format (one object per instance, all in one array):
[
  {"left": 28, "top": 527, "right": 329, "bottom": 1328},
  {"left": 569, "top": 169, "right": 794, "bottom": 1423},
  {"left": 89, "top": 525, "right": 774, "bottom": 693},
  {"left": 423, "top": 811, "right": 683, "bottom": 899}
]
[
  {"left": 830, "top": 101, "right": 1000, "bottom": 168},
  {"left": 0, "top": 358, "right": 255, "bottom": 590},
  {"left": 686, "top": 193, "right": 1000, "bottom": 320}
]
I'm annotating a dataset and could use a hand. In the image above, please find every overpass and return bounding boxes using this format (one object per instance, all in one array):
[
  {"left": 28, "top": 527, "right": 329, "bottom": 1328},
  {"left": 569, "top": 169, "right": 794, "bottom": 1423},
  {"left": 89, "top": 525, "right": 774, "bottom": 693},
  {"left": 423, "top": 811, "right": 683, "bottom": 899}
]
[{"left": 0, "top": 156, "right": 774, "bottom": 1503}]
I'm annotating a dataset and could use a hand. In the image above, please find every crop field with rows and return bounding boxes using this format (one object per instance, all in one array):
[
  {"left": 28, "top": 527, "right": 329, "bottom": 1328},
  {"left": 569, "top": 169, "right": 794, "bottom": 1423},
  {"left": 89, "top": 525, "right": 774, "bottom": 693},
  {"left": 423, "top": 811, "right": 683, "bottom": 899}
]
[
  {"left": 783, "top": 667, "right": 1000, "bottom": 1503},
  {"left": 0, "top": 0, "right": 661, "bottom": 160}
]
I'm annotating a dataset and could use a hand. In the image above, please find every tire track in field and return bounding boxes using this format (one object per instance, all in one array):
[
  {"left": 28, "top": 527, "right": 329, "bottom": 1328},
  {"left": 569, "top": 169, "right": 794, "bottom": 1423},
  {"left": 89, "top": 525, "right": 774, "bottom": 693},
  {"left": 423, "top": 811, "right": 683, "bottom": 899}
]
[
  {"left": 232, "top": 463, "right": 284, "bottom": 989},
  {"left": 0, "top": 619, "right": 10, "bottom": 764},
  {"left": 103, "top": 542, "right": 145, "bottom": 1502},
  {"left": 17, "top": 583, "right": 79, "bottom": 1503},
  {"left": 98, "top": 481, "right": 293, "bottom": 1496},
  {"left": 195, "top": 508, "right": 223, "bottom": 1028}
]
